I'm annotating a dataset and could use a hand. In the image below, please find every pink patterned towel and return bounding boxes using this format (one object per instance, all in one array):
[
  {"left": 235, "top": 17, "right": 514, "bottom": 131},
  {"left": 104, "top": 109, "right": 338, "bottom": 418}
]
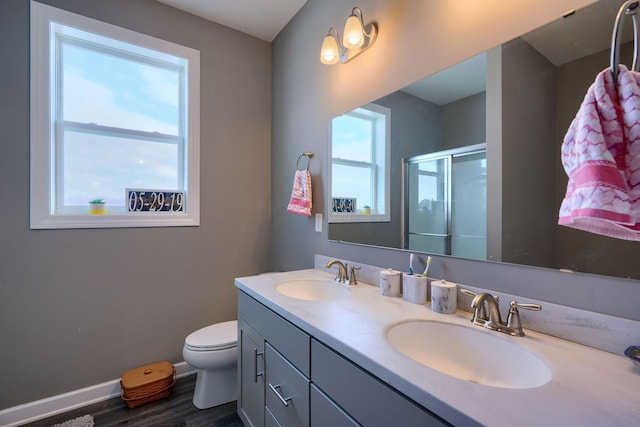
[
  {"left": 559, "top": 65, "right": 640, "bottom": 240},
  {"left": 287, "top": 169, "right": 312, "bottom": 216}
]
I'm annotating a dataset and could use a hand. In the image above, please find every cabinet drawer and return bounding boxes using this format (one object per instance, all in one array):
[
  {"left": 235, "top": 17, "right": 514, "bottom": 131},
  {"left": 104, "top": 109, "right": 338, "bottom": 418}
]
[
  {"left": 310, "top": 384, "right": 359, "bottom": 427},
  {"left": 265, "top": 343, "right": 310, "bottom": 427},
  {"left": 265, "top": 406, "right": 282, "bottom": 427},
  {"left": 239, "top": 291, "right": 311, "bottom": 376},
  {"left": 311, "top": 339, "right": 450, "bottom": 427}
]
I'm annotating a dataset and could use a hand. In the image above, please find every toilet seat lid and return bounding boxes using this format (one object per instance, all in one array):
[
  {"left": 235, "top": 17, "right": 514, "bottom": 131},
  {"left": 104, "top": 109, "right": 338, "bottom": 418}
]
[{"left": 185, "top": 320, "right": 238, "bottom": 351}]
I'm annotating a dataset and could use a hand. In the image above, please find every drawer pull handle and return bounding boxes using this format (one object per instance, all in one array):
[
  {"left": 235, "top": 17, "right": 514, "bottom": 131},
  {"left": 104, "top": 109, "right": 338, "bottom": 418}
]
[
  {"left": 253, "top": 349, "right": 264, "bottom": 383},
  {"left": 268, "top": 383, "right": 292, "bottom": 407}
]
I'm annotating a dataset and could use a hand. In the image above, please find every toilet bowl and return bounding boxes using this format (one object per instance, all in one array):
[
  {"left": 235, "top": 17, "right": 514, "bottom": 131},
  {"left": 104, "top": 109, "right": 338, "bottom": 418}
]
[{"left": 183, "top": 320, "right": 238, "bottom": 409}]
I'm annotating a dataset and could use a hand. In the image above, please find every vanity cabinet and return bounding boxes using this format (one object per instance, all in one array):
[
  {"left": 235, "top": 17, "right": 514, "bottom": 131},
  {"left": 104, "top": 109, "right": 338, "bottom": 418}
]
[
  {"left": 238, "top": 290, "right": 449, "bottom": 427},
  {"left": 238, "top": 291, "right": 311, "bottom": 427}
]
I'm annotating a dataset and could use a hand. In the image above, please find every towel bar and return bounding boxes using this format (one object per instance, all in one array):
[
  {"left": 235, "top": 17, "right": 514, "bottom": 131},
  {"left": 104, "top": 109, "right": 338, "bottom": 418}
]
[
  {"left": 611, "top": 0, "right": 640, "bottom": 80},
  {"left": 296, "top": 152, "right": 314, "bottom": 171}
]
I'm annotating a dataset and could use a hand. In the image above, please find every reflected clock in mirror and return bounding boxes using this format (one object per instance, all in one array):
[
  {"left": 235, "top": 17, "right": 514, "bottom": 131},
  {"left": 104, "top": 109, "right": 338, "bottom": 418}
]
[{"left": 328, "top": 0, "right": 640, "bottom": 280}]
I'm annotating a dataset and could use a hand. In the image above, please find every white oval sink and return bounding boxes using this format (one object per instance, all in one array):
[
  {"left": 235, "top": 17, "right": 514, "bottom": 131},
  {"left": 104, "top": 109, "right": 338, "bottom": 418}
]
[
  {"left": 386, "top": 320, "right": 551, "bottom": 389},
  {"left": 276, "top": 279, "right": 351, "bottom": 301}
]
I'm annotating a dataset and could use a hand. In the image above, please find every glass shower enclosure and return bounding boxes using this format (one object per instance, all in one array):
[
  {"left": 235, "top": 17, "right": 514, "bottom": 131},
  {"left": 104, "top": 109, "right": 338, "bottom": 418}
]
[{"left": 403, "top": 144, "right": 486, "bottom": 260}]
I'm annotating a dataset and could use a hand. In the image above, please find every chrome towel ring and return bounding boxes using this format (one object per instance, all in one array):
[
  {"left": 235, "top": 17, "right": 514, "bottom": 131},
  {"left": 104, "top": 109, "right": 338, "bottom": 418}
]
[
  {"left": 296, "top": 152, "right": 314, "bottom": 171},
  {"left": 611, "top": 0, "right": 640, "bottom": 80}
]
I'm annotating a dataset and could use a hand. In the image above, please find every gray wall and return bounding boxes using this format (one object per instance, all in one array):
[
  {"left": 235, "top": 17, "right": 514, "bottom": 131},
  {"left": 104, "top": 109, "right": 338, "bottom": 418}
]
[
  {"left": 500, "top": 38, "right": 557, "bottom": 268},
  {"left": 442, "top": 92, "right": 486, "bottom": 151},
  {"left": 0, "top": 0, "right": 271, "bottom": 409},
  {"left": 270, "top": 0, "right": 640, "bottom": 322}
]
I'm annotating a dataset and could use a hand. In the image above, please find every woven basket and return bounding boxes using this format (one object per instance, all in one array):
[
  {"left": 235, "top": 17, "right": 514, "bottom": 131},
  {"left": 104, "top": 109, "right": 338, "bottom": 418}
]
[{"left": 120, "top": 361, "right": 176, "bottom": 408}]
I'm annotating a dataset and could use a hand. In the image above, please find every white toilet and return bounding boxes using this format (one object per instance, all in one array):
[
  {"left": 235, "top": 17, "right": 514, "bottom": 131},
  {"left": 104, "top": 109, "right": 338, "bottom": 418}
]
[{"left": 183, "top": 320, "right": 238, "bottom": 409}]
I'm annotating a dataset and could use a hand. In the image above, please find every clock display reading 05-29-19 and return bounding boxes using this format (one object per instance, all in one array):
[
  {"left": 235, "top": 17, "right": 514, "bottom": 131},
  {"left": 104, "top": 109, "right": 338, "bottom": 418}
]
[{"left": 126, "top": 189, "right": 185, "bottom": 212}]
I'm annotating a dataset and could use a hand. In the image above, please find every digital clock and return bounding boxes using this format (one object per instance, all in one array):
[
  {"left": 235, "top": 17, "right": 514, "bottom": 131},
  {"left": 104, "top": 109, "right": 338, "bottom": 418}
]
[{"left": 126, "top": 189, "right": 185, "bottom": 213}]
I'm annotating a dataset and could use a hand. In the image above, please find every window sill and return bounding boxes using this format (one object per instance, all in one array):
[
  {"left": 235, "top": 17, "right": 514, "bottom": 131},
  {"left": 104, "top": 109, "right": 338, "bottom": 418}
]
[
  {"left": 30, "top": 212, "right": 199, "bottom": 229},
  {"left": 328, "top": 213, "right": 390, "bottom": 224}
]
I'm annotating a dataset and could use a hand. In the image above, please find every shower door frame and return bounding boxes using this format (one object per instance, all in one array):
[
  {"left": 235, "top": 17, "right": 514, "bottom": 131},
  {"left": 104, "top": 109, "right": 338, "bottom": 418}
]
[{"left": 401, "top": 143, "right": 486, "bottom": 254}]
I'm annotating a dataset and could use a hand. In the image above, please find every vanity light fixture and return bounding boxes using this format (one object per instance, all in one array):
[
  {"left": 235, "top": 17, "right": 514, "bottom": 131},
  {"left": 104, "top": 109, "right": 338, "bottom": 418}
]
[{"left": 320, "top": 7, "right": 377, "bottom": 65}]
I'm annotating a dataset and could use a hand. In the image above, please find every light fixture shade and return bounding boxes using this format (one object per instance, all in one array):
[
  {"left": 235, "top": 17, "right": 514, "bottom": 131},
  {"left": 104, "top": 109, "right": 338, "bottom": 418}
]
[
  {"left": 320, "top": 8, "right": 377, "bottom": 65},
  {"left": 320, "top": 33, "right": 340, "bottom": 64},
  {"left": 343, "top": 14, "right": 364, "bottom": 48}
]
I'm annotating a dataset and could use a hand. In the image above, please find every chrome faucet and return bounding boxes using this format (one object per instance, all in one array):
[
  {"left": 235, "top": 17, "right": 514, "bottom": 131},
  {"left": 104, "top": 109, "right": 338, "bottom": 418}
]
[
  {"left": 325, "top": 260, "right": 361, "bottom": 285},
  {"left": 471, "top": 292, "right": 503, "bottom": 332},
  {"left": 462, "top": 288, "right": 541, "bottom": 337},
  {"left": 325, "top": 259, "right": 348, "bottom": 283},
  {"left": 348, "top": 265, "right": 361, "bottom": 285},
  {"left": 505, "top": 301, "right": 543, "bottom": 336}
]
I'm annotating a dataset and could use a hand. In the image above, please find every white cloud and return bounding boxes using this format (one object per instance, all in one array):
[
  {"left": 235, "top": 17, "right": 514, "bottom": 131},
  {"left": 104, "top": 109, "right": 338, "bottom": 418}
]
[
  {"left": 64, "top": 71, "right": 178, "bottom": 135},
  {"left": 136, "top": 65, "right": 179, "bottom": 107}
]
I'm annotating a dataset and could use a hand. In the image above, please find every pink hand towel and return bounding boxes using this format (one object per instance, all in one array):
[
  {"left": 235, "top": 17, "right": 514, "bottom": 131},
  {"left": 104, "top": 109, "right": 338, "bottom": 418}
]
[
  {"left": 559, "top": 64, "right": 640, "bottom": 240},
  {"left": 287, "top": 169, "right": 312, "bottom": 216}
]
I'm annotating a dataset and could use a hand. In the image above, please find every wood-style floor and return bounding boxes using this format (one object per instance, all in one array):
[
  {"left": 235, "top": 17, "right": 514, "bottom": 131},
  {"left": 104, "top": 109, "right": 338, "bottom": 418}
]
[{"left": 21, "top": 375, "right": 244, "bottom": 427}]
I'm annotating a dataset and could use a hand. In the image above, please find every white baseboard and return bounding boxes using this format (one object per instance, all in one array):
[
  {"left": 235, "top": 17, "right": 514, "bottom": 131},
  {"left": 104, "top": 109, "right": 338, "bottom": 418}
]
[{"left": 0, "top": 361, "right": 196, "bottom": 427}]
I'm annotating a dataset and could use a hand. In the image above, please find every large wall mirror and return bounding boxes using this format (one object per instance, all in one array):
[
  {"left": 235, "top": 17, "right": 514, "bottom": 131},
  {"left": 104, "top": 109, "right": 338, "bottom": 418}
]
[{"left": 329, "top": 0, "right": 640, "bottom": 280}]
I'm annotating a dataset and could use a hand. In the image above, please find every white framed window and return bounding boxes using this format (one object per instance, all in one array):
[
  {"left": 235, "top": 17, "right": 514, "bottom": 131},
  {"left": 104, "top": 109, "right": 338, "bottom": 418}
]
[
  {"left": 329, "top": 103, "right": 390, "bottom": 223},
  {"left": 30, "top": 1, "right": 200, "bottom": 229}
]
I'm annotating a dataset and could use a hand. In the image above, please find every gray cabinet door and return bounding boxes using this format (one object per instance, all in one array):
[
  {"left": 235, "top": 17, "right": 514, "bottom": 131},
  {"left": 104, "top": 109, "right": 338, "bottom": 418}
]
[
  {"left": 266, "top": 406, "right": 283, "bottom": 427},
  {"left": 310, "top": 384, "right": 359, "bottom": 427},
  {"left": 238, "top": 319, "right": 265, "bottom": 427}
]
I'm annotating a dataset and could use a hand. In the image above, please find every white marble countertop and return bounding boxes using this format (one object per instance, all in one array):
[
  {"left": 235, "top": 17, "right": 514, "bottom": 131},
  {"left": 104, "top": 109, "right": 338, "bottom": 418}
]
[{"left": 235, "top": 269, "right": 640, "bottom": 427}]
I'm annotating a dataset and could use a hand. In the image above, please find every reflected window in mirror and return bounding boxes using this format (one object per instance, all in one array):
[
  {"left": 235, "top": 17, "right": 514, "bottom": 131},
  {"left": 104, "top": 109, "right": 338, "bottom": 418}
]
[{"left": 329, "top": 103, "right": 390, "bottom": 223}]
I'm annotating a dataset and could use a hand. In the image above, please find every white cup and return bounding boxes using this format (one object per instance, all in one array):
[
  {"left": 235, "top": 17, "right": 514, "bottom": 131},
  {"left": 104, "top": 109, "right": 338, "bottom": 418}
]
[
  {"left": 431, "top": 280, "right": 457, "bottom": 314},
  {"left": 379, "top": 269, "right": 402, "bottom": 297},
  {"left": 402, "top": 274, "right": 428, "bottom": 304}
]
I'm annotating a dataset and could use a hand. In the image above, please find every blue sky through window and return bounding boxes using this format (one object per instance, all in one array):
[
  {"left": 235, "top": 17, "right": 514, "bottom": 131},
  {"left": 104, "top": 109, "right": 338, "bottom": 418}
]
[
  {"left": 331, "top": 114, "right": 374, "bottom": 208},
  {"left": 331, "top": 114, "right": 372, "bottom": 162},
  {"left": 60, "top": 41, "right": 182, "bottom": 206},
  {"left": 63, "top": 43, "right": 180, "bottom": 134}
]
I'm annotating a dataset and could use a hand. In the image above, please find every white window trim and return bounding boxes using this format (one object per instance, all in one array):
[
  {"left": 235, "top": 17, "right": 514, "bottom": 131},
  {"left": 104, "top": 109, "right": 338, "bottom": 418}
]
[
  {"left": 328, "top": 103, "right": 391, "bottom": 224},
  {"left": 30, "top": 1, "right": 200, "bottom": 229}
]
